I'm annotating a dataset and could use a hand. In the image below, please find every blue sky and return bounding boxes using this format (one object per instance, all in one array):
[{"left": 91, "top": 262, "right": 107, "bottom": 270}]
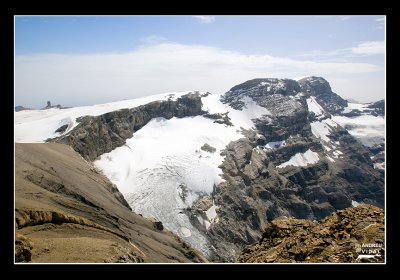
[{"left": 15, "top": 16, "right": 385, "bottom": 108}]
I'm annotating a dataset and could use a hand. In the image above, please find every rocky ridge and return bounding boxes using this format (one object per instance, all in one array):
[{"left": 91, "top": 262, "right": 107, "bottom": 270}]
[
  {"left": 53, "top": 93, "right": 205, "bottom": 161},
  {"left": 237, "top": 204, "right": 384, "bottom": 263}
]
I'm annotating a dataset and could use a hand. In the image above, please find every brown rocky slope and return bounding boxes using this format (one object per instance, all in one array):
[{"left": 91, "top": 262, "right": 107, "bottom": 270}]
[
  {"left": 15, "top": 143, "right": 207, "bottom": 263},
  {"left": 237, "top": 204, "right": 384, "bottom": 263}
]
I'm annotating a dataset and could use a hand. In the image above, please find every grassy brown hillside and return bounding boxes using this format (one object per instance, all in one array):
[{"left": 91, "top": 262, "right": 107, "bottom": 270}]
[{"left": 15, "top": 143, "right": 207, "bottom": 263}]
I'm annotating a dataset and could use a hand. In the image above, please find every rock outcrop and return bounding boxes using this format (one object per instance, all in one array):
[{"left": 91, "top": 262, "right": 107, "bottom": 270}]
[
  {"left": 298, "top": 76, "right": 348, "bottom": 114},
  {"left": 15, "top": 233, "right": 33, "bottom": 262},
  {"left": 42, "top": 101, "right": 66, "bottom": 110},
  {"left": 53, "top": 93, "right": 204, "bottom": 161},
  {"left": 237, "top": 204, "right": 384, "bottom": 263},
  {"left": 367, "top": 100, "right": 385, "bottom": 116}
]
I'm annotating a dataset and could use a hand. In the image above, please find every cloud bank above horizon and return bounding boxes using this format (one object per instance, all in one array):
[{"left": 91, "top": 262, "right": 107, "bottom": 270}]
[{"left": 15, "top": 42, "right": 384, "bottom": 109}]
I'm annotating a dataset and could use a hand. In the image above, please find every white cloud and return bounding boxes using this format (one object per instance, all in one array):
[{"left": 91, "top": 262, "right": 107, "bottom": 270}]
[
  {"left": 314, "top": 16, "right": 351, "bottom": 20},
  {"left": 339, "top": 16, "right": 351, "bottom": 21},
  {"left": 325, "top": 74, "right": 385, "bottom": 103},
  {"left": 297, "top": 49, "right": 347, "bottom": 58},
  {"left": 15, "top": 42, "right": 383, "bottom": 108},
  {"left": 139, "top": 35, "right": 167, "bottom": 45},
  {"left": 351, "top": 41, "right": 385, "bottom": 55},
  {"left": 299, "top": 41, "right": 385, "bottom": 57},
  {"left": 374, "top": 17, "right": 385, "bottom": 29},
  {"left": 193, "top": 16, "right": 215, "bottom": 24}
]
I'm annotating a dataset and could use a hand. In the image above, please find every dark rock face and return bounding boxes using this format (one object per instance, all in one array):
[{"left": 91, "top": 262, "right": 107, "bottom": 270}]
[
  {"left": 297, "top": 77, "right": 348, "bottom": 114},
  {"left": 53, "top": 93, "right": 204, "bottom": 161},
  {"left": 201, "top": 143, "right": 216, "bottom": 153},
  {"left": 204, "top": 77, "right": 383, "bottom": 261},
  {"left": 222, "top": 78, "right": 303, "bottom": 112},
  {"left": 222, "top": 76, "right": 347, "bottom": 116},
  {"left": 237, "top": 204, "right": 384, "bottom": 263},
  {"left": 367, "top": 100, "right": 385, "bottom": 116},
  {"left": 229, "top": 78, "right": 301, "bottom": 97},
  {"left": 203, "top": 112, "right": 233, "bottom": 126},
  {"left": 254, "top": 110, "right": 311, "bottom": 143},
  {"left": 55, "top": 124, "right": 69, "bottom": 134},
  {"left": 153, "top": 221, "right": 164, "bottom": 231},
  {"left": 207, "top": 134, "right": 383, "bottom": 261}
]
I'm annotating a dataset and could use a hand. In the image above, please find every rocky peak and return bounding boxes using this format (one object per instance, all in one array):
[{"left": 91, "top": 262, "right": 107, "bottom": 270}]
[
  {"left": 222, "top": 78, "right": 300, "bottom": 107},
  {"left": 298, "top": 76, "right": 348, "bottom": 114},
  {"left": 221, "top": 78, "right": 305, "bottom": 119},
  {"left": 298, "top": 76, "right": 332, "bottom": 96},
  {"left": 229, "top": 78, "right": 301, "bottom": 97},
  {"left": 221, "top": 76, "right": 347, "bottom": 115}
]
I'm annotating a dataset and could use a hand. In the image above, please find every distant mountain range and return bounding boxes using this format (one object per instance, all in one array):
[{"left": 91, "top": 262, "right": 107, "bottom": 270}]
[
  {"left": 15, "top": 101, "right": 68, "bottom": 112},
  {"left": 15, "top": 105, "right": 32, "bottom": 112}
]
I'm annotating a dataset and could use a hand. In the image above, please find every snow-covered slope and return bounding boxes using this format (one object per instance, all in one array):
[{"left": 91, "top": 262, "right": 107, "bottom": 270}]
[
  {"left": 310, "top": 118, "right": 339, "bottom": 143},
  {"left": 15, "top": 91, "right": 190, "bottom": 143},
  {"left": 202, "top": 94, "right": 271, "bottom": 129},
  {"left": 277, "top": 149, "right": 319, "bottom": 169},
  {"left": 306, "top": 96, "right": 325, "bottom": 118},
  {"left": 96, "top": 116, "right": 235, "bottom": 252},
  {"left": 93, "top": 93, "right": 272, "bottom": 255}
]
